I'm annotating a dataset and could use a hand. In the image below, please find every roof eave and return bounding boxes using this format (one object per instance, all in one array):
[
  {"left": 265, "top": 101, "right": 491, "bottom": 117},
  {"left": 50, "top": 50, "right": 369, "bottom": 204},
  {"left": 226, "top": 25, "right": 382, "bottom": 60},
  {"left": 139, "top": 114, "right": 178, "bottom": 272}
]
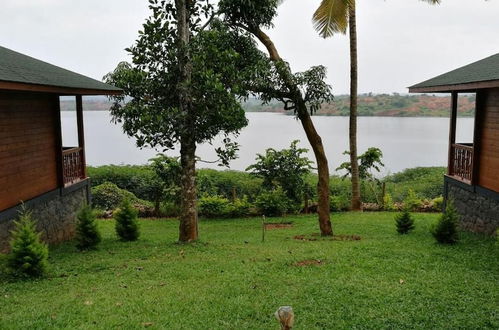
[
  {"left": 0, "top": 80, "right": 123, "bottom": 96},
  {"left": 409, "top": 80, "right": 499, "bottom": 93}
]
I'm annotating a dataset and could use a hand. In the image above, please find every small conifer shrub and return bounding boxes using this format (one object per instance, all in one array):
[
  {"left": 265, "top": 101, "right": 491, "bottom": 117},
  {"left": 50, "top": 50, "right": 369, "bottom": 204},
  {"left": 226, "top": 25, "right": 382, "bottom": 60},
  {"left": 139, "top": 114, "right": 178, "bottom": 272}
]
[
  {"left": 395, "top": 209, "right": 415, "bottom": 234},
  {"left": 115, "top": 199, "right": 140, "bottom": 241},
  {"left": 75, "top": 205, "right": 101, "bottom": 250},
  {"left": 431, "top": 201, "right": 459, "bottom": 244},
  {"left": 7, "top": 209, "right": 48, "bottom": 278}
]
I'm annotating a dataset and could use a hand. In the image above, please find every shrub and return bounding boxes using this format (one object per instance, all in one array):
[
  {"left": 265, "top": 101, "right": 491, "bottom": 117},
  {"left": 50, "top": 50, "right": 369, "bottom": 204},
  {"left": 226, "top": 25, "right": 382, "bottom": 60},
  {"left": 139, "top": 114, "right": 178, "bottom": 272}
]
[
  {"left": 432, "top": 196, "right": 444, "bottom": 212},
  {"left": 431, "top": 201, "right": 459, "bottom": 244},
  {"left": 115, "top": 199, "right": 140, "bottom": 241},
  {"left": 75, "top": 205, "right": 101, "bottom": 250},
  {"left": 198, "top": 195, "right": 232, "bottom": 218},
  {"left": 91, "top": 182, "right": 154, "bottom": 217},
  {"left": 160, "top": 201, "right": 181, "bottom": 217},
  {"left": 230, "top": 197, "right": 253, "bottom": 218},
  {"left": 383, "top": 193, "right": 397, "bottom": 211},
  {"left": 395, "top": 209, "right": 415, "bottom": 234},
  {"left": 330, "top": 195, "right": 350, "bottom": 212},
  {"left": 404, "top": 189, "right": 423, "bottom": 211},
  {"left": 6, "top": 209, "right": 48, "bottom": 278},
  {"left": 255, "top": 189, "right": 290, "bottom": 217}
]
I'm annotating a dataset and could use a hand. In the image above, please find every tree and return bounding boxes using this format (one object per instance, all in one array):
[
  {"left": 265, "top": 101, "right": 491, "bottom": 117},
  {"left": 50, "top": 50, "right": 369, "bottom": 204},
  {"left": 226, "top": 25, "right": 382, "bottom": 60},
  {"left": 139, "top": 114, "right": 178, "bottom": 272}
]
[
  {"left": 148, "top": 154, "right": 181, "bottom": 216},
  {"left": 7, "top": 209, "right": 48, "bottom": 278},
  {"left": 312, "top": 0, "right": 441, "bottom": 211},
  {"left": 336, "top": 147, "right": 384, "bottom": 180},
  {"left": 75, "top": 204, "right": 101, "bottom": 250},
  {"left": 219, "top": 0, "right": 334, "bottom": 236},
  {"left": 105, "top": 1, "right": 267, "bottom": 242},
  {"left": 431, "top": 201, "right": 459, "bottom": 244},
  {"left": 246, "top": 140, "right": 313, "bottom": 204},
  {"left": 395, "top": 209, "right": 415, "bottom": 234},
  {"left": 115, "top": 199, "right": 140, "bottom": 241}
]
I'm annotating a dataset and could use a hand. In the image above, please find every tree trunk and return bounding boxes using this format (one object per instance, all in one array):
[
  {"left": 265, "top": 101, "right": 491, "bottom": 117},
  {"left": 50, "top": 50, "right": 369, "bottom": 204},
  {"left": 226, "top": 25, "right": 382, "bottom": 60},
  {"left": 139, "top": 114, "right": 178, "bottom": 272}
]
[
  {"left": 297, "top": 103, "right": 332, "bottom": 235},
  {"left": 349, "top": 6, "right": 362, "bottom": 211},
  {"left": 176, "top": 0, "right": 198, "bottom": 242},
  {"left": 252, "top": 27, "right": 332, "bottom": 236}
]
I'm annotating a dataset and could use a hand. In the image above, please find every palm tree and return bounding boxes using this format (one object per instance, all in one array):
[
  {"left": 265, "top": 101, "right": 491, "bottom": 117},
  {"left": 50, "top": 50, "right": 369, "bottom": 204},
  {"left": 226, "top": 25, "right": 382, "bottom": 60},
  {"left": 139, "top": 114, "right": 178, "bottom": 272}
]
[{"left": 312, "top": 0, "right": 440, "bottom": 211}]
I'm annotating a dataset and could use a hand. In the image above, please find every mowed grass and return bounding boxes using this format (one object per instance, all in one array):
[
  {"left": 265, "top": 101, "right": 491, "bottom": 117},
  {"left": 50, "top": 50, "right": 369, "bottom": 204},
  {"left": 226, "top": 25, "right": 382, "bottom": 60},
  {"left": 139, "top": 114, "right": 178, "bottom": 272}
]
[{"left": 0, "top": 213, "right": 497, "bottom": 329}]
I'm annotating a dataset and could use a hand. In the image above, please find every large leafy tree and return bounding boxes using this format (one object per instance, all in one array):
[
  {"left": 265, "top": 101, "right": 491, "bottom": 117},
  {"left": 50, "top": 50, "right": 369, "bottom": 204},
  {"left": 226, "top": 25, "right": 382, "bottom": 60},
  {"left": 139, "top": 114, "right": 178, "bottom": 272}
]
[
  {"left": 105, "top": 0, "right": 267, "bottom": 242},
  {"left": 219, "top": 0, "right": 334, "bottom": 235},
  {"left": 312, "top": 0, "right": 440, "bottom": 211}
]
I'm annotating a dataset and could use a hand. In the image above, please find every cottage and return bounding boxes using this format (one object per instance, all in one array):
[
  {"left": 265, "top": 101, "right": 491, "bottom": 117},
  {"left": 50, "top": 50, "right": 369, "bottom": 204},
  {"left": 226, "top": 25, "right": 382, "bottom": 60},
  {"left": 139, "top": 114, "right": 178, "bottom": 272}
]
[
  {"left": 409, "top": 53, "right": 499, "bottom": 235},
  {"left": 0, "top": 46, "right": 121, "bottom": 251}
]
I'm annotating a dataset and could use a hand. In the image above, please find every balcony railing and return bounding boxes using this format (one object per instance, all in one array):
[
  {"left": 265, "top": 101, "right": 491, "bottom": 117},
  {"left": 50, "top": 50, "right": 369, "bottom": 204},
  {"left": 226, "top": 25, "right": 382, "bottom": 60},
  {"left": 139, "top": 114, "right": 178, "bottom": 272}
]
[
  {"left": 62, "top": 147, "right": 85, "bottom": 186},
  {"left": 449, "top": 143, "right": 473, "bottom": 184}
]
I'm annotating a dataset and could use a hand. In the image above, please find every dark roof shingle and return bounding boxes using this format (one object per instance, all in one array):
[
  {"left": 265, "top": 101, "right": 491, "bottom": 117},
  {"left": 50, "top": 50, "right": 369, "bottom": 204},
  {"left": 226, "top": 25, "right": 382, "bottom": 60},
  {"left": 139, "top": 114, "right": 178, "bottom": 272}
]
[
  {"left": 409, "top": 53, "right": 499, "bottom": 92},
  {"left": 0, "top": 46, "right": 121, "bottom": 94}
]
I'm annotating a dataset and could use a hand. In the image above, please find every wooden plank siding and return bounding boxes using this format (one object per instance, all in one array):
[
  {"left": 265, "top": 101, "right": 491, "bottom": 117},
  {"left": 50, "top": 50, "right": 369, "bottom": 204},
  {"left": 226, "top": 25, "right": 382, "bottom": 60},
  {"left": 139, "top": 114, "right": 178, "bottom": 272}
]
[
  {"left": 478, "top": 88, "right": 499, "bottom": 192},
  {"left": 0, "top": 91, "right": 59, "bottom": 210}
]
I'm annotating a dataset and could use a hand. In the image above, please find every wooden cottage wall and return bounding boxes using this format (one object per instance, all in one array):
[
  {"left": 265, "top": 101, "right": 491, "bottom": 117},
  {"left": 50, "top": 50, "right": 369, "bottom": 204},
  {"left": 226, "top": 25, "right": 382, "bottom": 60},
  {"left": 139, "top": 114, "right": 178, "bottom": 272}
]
[
  {"left": 0, "top": 91, "right": 59, "bottom": 211},
  {"left": 477, "top": 88, "right": 499, "bottom": 192}
]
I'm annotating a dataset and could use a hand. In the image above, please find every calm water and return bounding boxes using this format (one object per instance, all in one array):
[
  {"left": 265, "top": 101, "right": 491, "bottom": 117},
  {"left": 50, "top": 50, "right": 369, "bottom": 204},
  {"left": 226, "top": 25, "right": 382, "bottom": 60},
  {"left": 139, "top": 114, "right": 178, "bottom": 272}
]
[{"left": 61, "top": 111, "right": 474, "bottom": 176}]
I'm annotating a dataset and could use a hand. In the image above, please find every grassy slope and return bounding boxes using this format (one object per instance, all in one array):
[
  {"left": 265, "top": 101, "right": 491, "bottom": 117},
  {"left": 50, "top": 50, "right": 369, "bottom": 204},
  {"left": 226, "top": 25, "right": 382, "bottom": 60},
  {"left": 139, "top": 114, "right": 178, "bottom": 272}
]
[{"left": 0, "top": 213, "right": 497, "bottom": 329}]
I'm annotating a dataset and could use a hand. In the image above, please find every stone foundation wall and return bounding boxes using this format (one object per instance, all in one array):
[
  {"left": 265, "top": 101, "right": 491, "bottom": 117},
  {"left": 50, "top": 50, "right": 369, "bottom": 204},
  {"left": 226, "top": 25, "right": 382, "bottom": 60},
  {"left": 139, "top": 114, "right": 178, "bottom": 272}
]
[
  {"left": 447, "top": 180, "right": 499, "bottom": 235},
  {"left": 0, "top": 182, "right": 89, "bottom": 252}
]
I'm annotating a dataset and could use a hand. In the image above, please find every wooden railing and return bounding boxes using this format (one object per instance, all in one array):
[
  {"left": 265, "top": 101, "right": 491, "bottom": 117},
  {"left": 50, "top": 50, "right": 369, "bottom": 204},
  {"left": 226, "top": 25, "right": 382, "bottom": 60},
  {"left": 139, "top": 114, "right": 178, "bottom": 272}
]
[
  {"left": 62, "top": 147, "right": 85, "bottom": 186},
  {"left": 449, "top": 143, "right": 473, "bottom": 183}
]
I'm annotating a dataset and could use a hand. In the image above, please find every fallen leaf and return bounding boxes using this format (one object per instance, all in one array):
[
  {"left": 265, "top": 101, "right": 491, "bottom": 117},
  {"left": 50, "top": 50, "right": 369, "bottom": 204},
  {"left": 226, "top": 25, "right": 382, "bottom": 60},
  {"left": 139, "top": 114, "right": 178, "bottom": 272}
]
[
  {"left": 84, "top": 301, "right": 93, "bottom": 306},
  {"left": 143, "top": 322, "right": 154, "bottom": 327},
  {"left": 399, "top": 279, "right": 405, "bottom": 284}
]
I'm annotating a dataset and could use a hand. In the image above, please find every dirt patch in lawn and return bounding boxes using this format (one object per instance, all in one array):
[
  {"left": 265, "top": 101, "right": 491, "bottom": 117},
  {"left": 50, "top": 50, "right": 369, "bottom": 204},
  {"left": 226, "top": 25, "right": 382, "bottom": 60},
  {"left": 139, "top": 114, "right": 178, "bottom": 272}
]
[
  {"left": 293, "top": 234, "right": 361, "bottom": 241},
  {"left": 293, "top": 259, "right": 324, "bottom": 267},
  {"left": 265, "top": 222, "right": 293, "bottom": 230}
]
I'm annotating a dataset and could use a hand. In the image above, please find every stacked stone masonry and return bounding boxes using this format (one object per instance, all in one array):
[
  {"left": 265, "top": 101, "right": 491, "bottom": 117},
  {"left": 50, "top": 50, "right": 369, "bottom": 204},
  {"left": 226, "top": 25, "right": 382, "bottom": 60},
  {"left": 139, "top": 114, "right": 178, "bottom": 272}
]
[
  {"left": 0, "top": 186, "right": 88, "bottom": 252},
  {"left": 448, "top": 183, "right": 499, "bottom": 235}
]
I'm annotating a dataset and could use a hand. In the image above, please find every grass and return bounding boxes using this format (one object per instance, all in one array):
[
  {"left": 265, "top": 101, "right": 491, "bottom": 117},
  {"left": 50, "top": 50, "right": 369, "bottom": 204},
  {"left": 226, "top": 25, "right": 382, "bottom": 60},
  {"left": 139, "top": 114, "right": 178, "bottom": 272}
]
[{"left": 0, "top": 212, "right": 497, "bottom": 329}]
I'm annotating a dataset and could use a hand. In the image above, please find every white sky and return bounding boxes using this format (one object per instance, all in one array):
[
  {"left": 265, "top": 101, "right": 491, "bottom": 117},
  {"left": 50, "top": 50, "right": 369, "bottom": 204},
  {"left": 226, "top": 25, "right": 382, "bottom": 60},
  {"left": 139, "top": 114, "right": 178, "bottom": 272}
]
[{"left": 1, "top": 0, "right": 498, "bottom": 94}]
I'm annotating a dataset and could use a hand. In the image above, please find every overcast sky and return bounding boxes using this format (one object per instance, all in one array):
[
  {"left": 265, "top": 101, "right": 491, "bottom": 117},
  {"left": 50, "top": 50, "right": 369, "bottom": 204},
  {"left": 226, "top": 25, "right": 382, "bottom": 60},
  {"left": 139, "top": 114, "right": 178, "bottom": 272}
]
[{"left": 1, "top": 0, "right": 498, "bottom": 94}]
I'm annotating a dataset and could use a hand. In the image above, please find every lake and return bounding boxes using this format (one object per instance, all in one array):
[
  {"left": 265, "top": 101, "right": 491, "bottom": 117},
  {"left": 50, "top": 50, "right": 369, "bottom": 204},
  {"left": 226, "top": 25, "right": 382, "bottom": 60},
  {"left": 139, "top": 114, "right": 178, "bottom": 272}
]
[{"left": 61, "top": 111, "right": 474, "bottom": 176}]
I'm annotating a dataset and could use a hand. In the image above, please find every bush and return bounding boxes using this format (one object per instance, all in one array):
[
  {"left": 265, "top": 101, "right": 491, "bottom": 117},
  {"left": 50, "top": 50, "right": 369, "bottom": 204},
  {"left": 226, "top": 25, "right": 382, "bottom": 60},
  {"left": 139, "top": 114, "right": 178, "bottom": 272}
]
[
  {"left": 160, "top": 201, "right": 181, "bottom": 217},
  {"left": 383, "top": 193, "right": 397, "bottom": 211},
  {"left": 91, "top": 182, "right": 154, "bottom": 217},
  {"left": 404, "top": 189, "right": 423, "bottom": 211},
  {"left": 431, "top": 201, "right": 459, "bottom": 244},
  {"left": 330, "top": 195, "right": 350, "bottom": 212},
  {"left": 198, "top": 195, "right": 232, "bottom": 218},
  {"left": 255, "top": 189, "right": 290, "bottom": 217},
  {"left": 115, "top": 199, "right": 140, "bottom": 241},
  {"left": 75, "top": 205, "right": 101, "bottom": 250},
  {"left": 395, "top": 209, "right": 415, "bottom": 234},
  {"left": 230, "top": 197, "right": 253, "bottom": 218},
  {"left": 6, "top": 209, "right": 48, "bottom": 278},
  {"left": 432, "top": 196, "right": 444, "bottom": 212}
]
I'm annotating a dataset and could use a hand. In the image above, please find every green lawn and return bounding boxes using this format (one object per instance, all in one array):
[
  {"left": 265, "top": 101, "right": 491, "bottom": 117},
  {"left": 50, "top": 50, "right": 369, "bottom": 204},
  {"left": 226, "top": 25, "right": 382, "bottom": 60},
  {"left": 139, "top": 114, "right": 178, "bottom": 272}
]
[{"left": 0, "top": 213, "right": 497, "bottom": 329}]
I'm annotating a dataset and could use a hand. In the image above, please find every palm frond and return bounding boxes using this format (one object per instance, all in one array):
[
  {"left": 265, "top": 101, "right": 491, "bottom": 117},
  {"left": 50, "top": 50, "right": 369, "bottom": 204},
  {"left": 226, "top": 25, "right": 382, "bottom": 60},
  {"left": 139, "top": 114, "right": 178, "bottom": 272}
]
[{"left": 312, "top": 0, "right": 354, "bottom": 38}]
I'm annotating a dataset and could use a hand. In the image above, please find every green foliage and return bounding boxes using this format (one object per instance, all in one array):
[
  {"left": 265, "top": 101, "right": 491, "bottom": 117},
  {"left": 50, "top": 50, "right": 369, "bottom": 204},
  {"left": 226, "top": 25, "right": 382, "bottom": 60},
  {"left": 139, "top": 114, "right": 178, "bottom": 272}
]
[
  {"left": 6, "top": 209, "right": 48, "bottom": 278},
  {"left": 337, "top": 147, "right": 385, "bottom": 180},
  {"left": 148, "top": 154, "right": 182, "bottom": 213},
  {"left": 382, "top": 193, "right": 397, "bottom": 211},
  {"left": 198, "top": 195, "right": 232, "bottom": 219},
  {"left": 197, "top": 169, "right": 262, "bottom": 202},
  {"left": 75, "top": 205, "right": 101, "bottom": 251},
  {"left": 87, "top": 165, "right": 157, "bottom": 201},
  {"left": 114, "top": 199, "right": 140, "bottom": 241},
  {"left": 431, "top": 201, "right": 460, "bottom": 244},
  {"left": 330, "top": 195, "right": 350, "bottom": 212},
  {"left": 91, "top": 182, "right": 153, "bottom": 217},
  {"left": 432, "top": 196, "right": 444, "bottom": 212},
  {"left": 246, "top": 140, "right": 313, "bottom": 203},
  {"left": 255, "top": 188, "right": 291, "bottom": 217},
  {"left": 384, "top": 167, "right": 445, "bottom": 201},
  {"left": 395, "top": 209, "right": 415, "bottom": 234},
  {"left": 404, "top": 189, "right": 423, "bottom": 211},
  {"left": 230, "top": 197, "right": 253, "bottom": 218}
]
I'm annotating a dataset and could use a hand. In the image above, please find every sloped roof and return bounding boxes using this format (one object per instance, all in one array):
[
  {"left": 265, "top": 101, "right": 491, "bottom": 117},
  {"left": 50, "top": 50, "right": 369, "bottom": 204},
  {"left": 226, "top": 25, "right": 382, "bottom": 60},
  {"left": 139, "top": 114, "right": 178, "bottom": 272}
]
[
  {"left": 0, "top": 46, "right": 121, "bottom": 95},
  {"left": 409, "top": 53, "right": 499, "bottom": 93}
]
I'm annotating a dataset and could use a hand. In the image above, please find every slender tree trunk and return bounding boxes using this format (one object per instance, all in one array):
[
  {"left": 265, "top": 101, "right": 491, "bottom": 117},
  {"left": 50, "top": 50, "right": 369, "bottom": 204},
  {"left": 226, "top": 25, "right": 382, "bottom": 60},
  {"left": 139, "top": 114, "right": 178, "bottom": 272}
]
[
  {"left": 176, "top": 0, "right": 198, "bottom": 242},
  {"left": 297, "top": 103, "right": 333, "bottom": 235},
  {"left": 252, "top": 27, "right": 332, "bottom": 236},
  {"left": 349, "top": 6, "right": 362, "bottom": 211}
]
